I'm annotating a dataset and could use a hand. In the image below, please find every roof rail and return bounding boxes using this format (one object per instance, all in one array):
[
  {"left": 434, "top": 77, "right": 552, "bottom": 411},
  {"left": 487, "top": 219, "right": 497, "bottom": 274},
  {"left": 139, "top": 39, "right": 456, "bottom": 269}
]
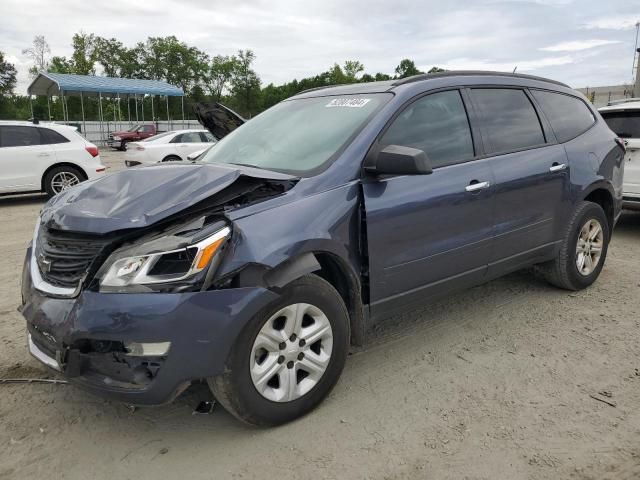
[
  {"left": 391, "top": 70, "right": 570, "bottom": 88},
  {"left": 607, "top": 97, "right": 640, "bottom": 106}
]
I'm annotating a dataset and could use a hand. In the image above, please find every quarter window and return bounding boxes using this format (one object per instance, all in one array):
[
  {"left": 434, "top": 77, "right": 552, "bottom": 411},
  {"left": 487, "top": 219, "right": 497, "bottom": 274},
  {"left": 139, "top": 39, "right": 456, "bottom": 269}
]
[
  {"left": 471, "top": 89, "right": 545, "bottom": 154},
  {"left": 531, "top": 90, "right": 595, "bottom": 142},
  {"left": 38, "top": 128, "right": 69, "bottom": 145},
  {"left": 380, "top": 90, "right": 475, "bottom": 168},
  {"left": 0, "top": 126, "right": 42, "bottom": 148}
]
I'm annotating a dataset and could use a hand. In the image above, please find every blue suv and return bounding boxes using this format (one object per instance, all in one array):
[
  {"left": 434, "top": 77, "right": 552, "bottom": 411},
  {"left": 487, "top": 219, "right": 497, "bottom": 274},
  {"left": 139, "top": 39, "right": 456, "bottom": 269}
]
[{"left": 21, "top": 71, "right": 625, "bottom": 426}]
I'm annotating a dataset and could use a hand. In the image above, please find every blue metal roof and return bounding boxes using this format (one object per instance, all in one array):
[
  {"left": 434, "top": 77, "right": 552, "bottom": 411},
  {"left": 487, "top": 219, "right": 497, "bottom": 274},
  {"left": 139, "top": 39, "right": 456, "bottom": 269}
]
[{"left": 28, "top": 72, "right": 184, "bottom": 96}]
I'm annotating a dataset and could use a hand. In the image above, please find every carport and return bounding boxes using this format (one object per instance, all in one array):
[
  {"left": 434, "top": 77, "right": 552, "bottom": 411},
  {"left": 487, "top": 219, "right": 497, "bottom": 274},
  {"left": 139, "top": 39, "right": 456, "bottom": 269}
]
[{"left": 27, "top": 73, "right": 185, "bottom": 140}]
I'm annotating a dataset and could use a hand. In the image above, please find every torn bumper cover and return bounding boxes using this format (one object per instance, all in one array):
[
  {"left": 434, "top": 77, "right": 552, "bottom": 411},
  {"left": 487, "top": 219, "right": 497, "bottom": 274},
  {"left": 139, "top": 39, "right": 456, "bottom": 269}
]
[{"left": 20, "top": 247, "right": 279, "bottom": 405}]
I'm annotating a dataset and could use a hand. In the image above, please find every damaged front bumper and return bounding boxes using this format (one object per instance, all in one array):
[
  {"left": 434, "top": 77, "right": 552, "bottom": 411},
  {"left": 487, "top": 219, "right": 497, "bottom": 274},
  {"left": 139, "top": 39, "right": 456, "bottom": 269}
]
[{"left": 20, "top": 246, "right": 278, "bottom": 405}]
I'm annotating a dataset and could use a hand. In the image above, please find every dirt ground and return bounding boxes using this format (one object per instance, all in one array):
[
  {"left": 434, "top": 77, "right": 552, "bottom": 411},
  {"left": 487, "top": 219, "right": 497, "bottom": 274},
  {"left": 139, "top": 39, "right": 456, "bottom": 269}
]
[{"left": 0, "top": 151, "right": 639, "bottom": 480}]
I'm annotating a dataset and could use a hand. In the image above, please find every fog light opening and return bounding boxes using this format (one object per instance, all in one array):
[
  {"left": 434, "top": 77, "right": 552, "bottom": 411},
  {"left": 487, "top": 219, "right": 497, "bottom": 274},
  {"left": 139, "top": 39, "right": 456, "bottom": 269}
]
[{"left": 124, "top": 341, "right": 171, "bottom": 357}]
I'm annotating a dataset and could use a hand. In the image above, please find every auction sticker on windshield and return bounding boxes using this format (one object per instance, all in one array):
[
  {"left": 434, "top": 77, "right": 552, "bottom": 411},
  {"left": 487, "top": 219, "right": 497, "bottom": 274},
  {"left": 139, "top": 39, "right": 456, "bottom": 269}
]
[{"left": 325, "top": 98, "right": 371, "bottom": 108}]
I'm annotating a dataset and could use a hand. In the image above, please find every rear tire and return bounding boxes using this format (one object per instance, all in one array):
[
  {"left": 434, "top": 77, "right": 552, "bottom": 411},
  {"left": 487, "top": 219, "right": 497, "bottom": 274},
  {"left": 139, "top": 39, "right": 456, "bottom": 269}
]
[
  {"left": 162, "top": 155, "right": 182, "bottom": 162},
  {"left": 43, "top": 166, "right": 84, "bottom": 197},
  {"left": 208, "top": 274, "right": 350, "bottom": 426},
  {"left": 536, "top": 201, "right": 609, "bottom": 290}
]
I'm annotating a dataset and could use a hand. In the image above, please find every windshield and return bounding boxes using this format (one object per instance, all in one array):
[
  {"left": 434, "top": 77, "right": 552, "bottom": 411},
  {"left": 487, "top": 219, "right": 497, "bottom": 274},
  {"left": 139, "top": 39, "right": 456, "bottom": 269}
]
[
  {"left": 127, "top": 124, "right": 142, "bottom": 132},
  {"left": 200, "top": 94, "right": 390, "bottom": 174}
]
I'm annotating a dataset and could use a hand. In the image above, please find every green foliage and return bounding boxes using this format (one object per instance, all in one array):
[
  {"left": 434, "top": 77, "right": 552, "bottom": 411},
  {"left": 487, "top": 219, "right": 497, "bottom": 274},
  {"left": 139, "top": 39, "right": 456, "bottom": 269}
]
[
  {"left": 207, "top": 54, "right": 239, "bottom": 101},
  {"left": 13, "top": 32, "right": 447, "bottom": 121},
  {"left": 0, "top": 51, "right": 17, "bottom": 96},
  {"left": 394, "top": 59, "right": 423, "bottom": 78}
]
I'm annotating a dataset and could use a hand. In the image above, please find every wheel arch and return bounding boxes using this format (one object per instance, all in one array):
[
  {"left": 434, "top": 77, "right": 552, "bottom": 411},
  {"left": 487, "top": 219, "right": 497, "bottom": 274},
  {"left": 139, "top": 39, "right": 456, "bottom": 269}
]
[
  {"left": 581, "top": 182, "right": 615, "bottom": 231},
  {"left": 220, "top": 250, "right": 366, "bottom": 347},
  {"left": 41, "top": 162, "right": 88, "bottom": 191}
]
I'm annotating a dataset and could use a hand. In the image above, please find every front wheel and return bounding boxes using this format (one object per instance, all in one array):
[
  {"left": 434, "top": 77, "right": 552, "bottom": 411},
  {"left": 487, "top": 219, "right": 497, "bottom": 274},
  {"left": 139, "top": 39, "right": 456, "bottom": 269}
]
[
  {"left": 208, "top": 274, "right": 350, "bottom": 426},
  {"left": 536, "top": 201, "right": 610, "bottom": 290}
]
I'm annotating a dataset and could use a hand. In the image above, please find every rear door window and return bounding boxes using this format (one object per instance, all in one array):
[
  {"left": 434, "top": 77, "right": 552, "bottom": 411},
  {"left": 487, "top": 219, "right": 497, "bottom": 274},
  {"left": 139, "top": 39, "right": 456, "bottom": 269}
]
[
  {"left": 200, "top": 132, "right": 216, "bottom": 142},
  {"left": 470, "top": 88, "right": 545, "bottom": 154},
  {"left": 600, "top": 111, "right": 640, "bottom": 139},
  {"left": 0, "top": 126, "right": 42, "bottom": 148},
  {"left": 531, "top": 90, "right": 595, "bottom": 142},
  {"left": 380, "top": 90, "right": 475, "bottom": 168}
]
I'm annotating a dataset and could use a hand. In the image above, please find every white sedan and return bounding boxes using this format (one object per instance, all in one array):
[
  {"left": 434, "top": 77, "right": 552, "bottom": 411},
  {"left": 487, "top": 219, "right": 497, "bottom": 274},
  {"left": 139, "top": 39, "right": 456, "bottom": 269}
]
[
  {"left": 0, "top": 121, "right": 106, "bottom": 196},
  {"left": 124, "top": 129, "right": 216, "bottom": 167}
]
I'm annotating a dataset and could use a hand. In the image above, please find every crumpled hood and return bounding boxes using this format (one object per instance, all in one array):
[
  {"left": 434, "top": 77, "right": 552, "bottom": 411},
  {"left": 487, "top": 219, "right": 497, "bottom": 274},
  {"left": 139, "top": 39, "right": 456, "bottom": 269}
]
[{"left": 41, "top": 163, "right": 297, "bottom": 234}]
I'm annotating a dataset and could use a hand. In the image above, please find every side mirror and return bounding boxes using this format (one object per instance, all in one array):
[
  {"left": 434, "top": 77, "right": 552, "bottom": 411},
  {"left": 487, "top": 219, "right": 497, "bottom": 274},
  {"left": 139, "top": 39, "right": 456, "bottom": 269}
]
[{"left": 366, "top": 145, "right": 432, "bottom": 176}]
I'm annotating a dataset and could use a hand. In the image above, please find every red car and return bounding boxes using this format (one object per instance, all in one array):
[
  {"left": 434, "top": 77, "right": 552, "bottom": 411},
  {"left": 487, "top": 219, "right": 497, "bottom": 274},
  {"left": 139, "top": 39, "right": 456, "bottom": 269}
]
[{"left": 107, "top": 124, "right": 159, "bottom": 150}]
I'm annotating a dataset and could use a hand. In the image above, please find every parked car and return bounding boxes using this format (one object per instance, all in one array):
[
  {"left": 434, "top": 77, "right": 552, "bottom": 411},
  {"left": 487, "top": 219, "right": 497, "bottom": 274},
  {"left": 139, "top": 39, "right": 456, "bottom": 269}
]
[
  {"left": 0, "top": 121, "right": 106, "bottom": 196},
  {"left": 107, "top": 124, "right": 159, "bottom": 150},
  {"left": 124, "top": 129, "right": 216, "bottom": 167},
  {"left": 599, "top": 99, "right": 640, "bottom": 209},
  {"left": 21, "top": 72, "right": 624, "bottom": 426}
]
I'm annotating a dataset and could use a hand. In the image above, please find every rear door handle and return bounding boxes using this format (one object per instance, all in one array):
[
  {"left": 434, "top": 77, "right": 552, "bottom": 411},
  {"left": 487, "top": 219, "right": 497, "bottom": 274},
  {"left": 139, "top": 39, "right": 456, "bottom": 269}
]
[
  {"left": 549, "top": 163, "right": 566, "bottom": 172},
  {"left": 465, "top": 181, "right": 491, "bottom": 192},
  {"left": 37, "top": 152, "right": 50, "bottom": 157}
]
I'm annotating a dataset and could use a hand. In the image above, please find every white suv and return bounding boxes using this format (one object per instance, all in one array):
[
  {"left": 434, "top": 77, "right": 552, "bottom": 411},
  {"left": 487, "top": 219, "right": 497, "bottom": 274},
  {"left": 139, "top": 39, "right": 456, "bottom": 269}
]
[
  {"left": 0, "top": 121, "right": 106, "bottom": 196},
  {"left": 599, "top": 100, "right": 640, "bottom": 210}
]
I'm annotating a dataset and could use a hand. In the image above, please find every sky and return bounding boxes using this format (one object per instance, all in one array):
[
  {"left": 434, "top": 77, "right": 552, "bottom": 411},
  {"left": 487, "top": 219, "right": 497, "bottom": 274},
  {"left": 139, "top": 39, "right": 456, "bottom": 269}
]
[{"left": 1, "top": 0, "right": 639, "bottom": 94}]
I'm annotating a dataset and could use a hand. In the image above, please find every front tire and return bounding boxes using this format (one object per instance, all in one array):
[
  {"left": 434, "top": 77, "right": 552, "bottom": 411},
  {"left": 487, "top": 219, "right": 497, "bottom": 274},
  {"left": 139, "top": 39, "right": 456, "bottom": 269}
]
[
  {"left": 208, "top": 274, "right": 350, "bottom": 426},
  {"left": 537, "top": 201, "right": 610, "bottom": 290},
  {"left": 161, "top": 155, "right": 182, "bottom": 162}
]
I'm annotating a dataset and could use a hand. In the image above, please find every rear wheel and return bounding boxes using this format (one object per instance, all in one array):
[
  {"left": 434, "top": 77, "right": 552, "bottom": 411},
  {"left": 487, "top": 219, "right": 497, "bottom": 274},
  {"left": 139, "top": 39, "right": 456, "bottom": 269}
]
[
  {"left": 162, "top": 155, "right": 182, "bottom": 162},
  {"left": 208, "top": 274, "right": 350, "bottom": 426},
  {"left": 43, "top": 166, "right": 84, "bottom": 197},
  {"left": 536, "top": 201, "right": 609, "bottom": 290}
]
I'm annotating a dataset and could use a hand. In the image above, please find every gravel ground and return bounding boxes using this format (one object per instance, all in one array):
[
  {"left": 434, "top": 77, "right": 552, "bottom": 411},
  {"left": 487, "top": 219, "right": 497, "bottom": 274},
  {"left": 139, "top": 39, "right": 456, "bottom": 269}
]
[{"left": 0, "top": 151, "right": 639, "bottom": 479}]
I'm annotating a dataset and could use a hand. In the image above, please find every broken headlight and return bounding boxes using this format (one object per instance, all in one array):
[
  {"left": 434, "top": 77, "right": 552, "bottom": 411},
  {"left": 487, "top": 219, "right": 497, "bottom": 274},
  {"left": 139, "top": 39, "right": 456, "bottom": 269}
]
[{"left": 96, "top": 221, "right": 230, "bottom": 293}]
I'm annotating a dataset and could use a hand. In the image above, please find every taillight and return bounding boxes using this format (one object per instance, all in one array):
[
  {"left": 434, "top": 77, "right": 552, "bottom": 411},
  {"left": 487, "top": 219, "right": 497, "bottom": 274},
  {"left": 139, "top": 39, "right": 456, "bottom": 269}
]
[
  {"left": 85, "top": 145, "right": 99, "bottom": 157},
  {"left": 615, "top": 137, "right": 627, "bottom": 151}
]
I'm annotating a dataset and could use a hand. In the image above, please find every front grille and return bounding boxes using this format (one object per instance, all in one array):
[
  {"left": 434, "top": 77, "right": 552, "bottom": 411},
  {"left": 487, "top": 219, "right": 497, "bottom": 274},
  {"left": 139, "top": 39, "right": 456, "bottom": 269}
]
[{"left": 36, "top": 227, "right": 110, "bottom": 289}]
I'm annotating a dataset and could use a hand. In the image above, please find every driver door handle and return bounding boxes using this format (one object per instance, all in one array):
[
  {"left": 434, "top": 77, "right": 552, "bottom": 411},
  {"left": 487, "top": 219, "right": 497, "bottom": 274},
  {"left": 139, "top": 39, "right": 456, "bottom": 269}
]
[
  {"left": 549, "top": 163, "right": 567, "bottom": 172},
  {"left": 465, "top": 181, "right": 491, "bottom": 192}
]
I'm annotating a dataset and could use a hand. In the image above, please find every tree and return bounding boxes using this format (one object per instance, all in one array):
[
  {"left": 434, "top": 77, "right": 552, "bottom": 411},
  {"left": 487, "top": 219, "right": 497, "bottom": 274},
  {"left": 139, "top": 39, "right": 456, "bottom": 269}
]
[
  {"left": 207, "top": 55, "right": 238, "bottom": 101},
  {"left": 70, "top": 32, "right": 98, "bottom": 75},
  {"left": 22, "top": 35, "right": 50, "bottom": 77},
  {"left": 428, "top": 66, "right": 446, "bottom": 74},
  {"left": 394, "top": 59, "right": 423, "bottom": 79},
  {"left": 0, "top": 51, "right": 17, "bottom": 96},
  {"left": 374, "top": 72, "right": 392, "bottom": 81},
  {"left": 230, "top": 49, "right": 261, "bottom": 117},
  {"left": 343, "top": 60, "right": 364, "bottom": 82},
  {"left": 94, "top": 37, "right": 132, "bottom": 77},
  {"left": 48, "top": 56, "right": 74, "bottom": 74}
]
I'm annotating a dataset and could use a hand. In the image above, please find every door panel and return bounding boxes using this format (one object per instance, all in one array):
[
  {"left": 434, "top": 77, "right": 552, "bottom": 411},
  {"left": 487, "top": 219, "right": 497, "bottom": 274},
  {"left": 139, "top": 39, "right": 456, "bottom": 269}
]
[
  {"left": 364, "top": 160, "right": 494, "bottom": 318},
  {"left": 487, "top": 144, "right": 571, "bottom": 270}
]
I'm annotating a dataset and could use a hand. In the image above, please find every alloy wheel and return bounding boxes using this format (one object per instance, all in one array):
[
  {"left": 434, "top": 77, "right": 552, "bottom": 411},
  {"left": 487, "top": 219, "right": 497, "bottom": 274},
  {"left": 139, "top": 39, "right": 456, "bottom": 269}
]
[
  {"left": 50, "top": 171, "right": 80, "bottom": 194},
  {"left": 575, "top": 218, "right": 604, "bottom": 276}
]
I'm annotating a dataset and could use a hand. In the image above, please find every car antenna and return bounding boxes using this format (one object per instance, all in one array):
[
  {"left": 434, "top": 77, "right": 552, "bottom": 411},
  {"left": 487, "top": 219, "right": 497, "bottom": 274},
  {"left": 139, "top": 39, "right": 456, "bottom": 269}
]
[{"left": 512, "top": 66, "right": 518, "bottom": 73}]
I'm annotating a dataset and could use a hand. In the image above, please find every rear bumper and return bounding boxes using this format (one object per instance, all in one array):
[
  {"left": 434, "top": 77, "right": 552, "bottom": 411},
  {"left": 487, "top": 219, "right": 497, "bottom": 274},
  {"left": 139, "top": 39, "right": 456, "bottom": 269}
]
[
  {"left": 622, "top": 194, "right": 640, "bottom": 210},
  {"left": 20, "top": 246, "right": 278, "bottom": 405}
]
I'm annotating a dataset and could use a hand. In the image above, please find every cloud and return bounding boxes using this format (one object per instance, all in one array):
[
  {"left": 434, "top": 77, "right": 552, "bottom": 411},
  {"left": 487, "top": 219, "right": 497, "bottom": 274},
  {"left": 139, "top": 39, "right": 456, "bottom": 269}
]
[
  {"left": 437, "top": 56, "right": 574, "bottom": 73},
  {"left": 540, "top": 39, "right": 621, "bottom": 52},
  {"left": 581, "top": 16, "right": 639, "bottom": 30},
  {"left": 1, "top": 0, "right": 639, "bottom": 94}
]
